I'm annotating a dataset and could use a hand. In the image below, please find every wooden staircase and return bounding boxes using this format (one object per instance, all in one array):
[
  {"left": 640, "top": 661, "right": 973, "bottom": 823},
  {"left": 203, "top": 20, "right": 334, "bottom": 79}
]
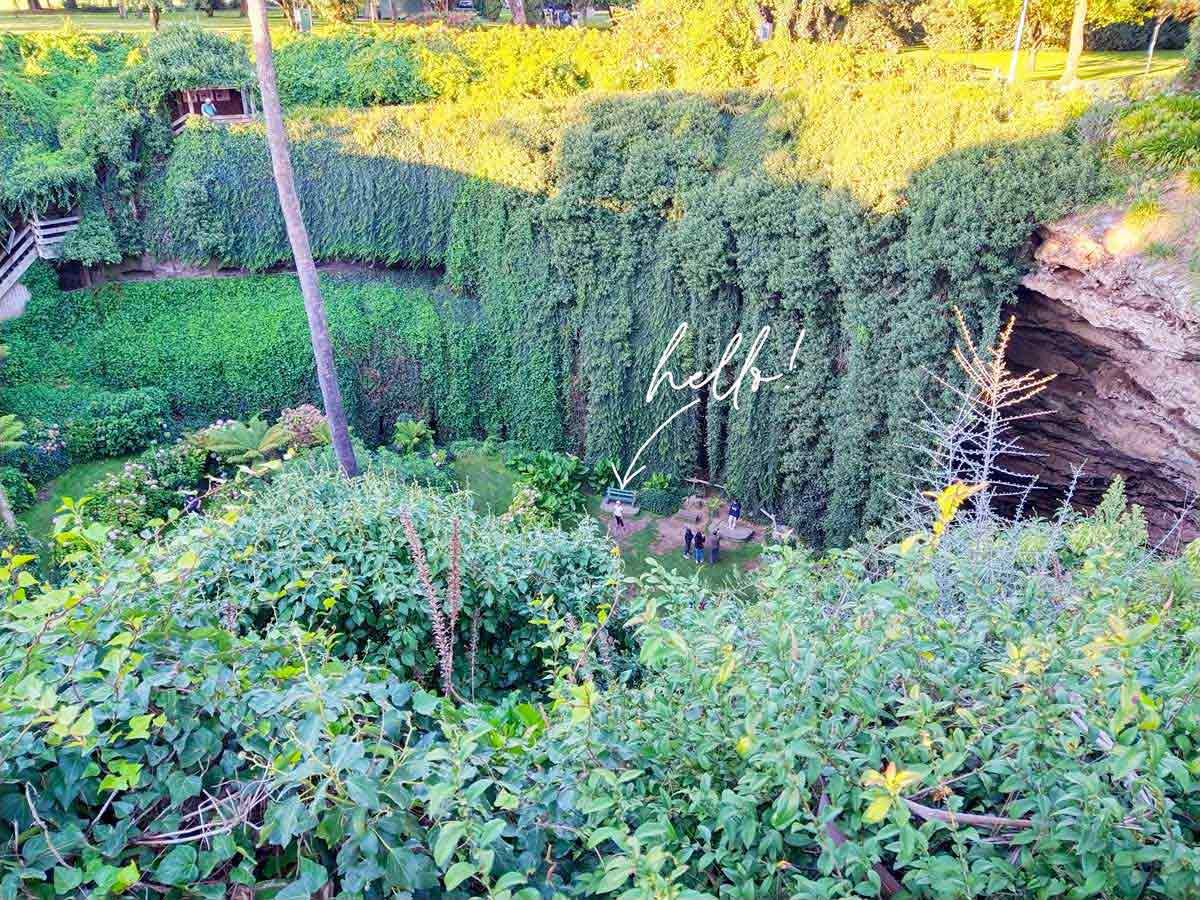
[{"left": 0, "top": 211, "right": 81, "bottom": 320}]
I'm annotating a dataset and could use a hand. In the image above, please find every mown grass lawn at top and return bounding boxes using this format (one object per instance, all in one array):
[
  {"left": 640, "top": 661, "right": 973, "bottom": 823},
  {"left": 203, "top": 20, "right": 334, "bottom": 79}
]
[
  {"left": 913, "top": 47, "right": 1185, "bottom": 81},
  {"left": 0, "top": 4, "right": 289, "bottom": 33},
  {"left": 0, "top": 3, "right": 1186, "bottom": 87}
]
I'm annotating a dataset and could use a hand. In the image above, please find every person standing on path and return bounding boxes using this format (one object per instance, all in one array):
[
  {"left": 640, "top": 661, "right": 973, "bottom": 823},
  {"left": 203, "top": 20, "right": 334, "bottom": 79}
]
[
  {"left": 612, "top": 500, "right": 625, "bottom": 536},
  {"left": 726, "top": 498, "right": 742, "bottom": 531},
  {"left": 709, "top": 530, "right": 720, "bottom": 564},
  {"left": 693, "top": 531, "right": 705, "bottom": 563},
  {"left": 683, "top": 526, "right": 694, "bottom": 559}
]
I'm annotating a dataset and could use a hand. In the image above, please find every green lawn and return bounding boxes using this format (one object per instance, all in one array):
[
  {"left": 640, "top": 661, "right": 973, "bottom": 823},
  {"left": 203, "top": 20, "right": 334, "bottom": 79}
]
[
  {"left": 586, "top": 492, "right": 763, "bottom": 590},
  {"left": 914, "top": 47, "right": 1185, "bottom": 82},
  {"left": 18, "top": 456, "right": 129, "bottom": 539},
  {"left": 453, "top": 450, "right": 763, "bottom": 588},
  {"left": 0, "top": 6, "right": 289, "bottom": 33},
  {"left": 453, "top": 451, "right": 517, "bottom": 516},
  {"left": 0, "top": 5, "right": 1181, "bottom": 85},
  {"left": 607, "top": 510, "right": 763, "bottom": 590}
]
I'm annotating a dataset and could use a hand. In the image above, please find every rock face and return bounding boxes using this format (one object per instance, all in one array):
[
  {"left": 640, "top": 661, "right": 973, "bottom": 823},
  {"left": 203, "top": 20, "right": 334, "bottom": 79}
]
[{"left": 1009, "top": 192, "right": 1200, "bottom": 543}]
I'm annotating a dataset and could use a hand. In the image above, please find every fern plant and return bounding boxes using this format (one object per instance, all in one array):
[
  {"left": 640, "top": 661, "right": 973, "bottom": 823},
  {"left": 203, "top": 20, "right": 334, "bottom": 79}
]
[
  {"left": 199, "top": 415, "right": 291, "bottom": 463},
  {"left": 392, "top": 419, "right": 434, "bottom": 456}
]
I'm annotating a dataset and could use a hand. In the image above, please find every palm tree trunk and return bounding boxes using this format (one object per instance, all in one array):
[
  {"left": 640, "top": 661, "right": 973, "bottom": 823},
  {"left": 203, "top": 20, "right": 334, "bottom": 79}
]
[
  {"left": 1061, "top": 0, "right": 1087, "bottom": 83},
  {"left": 249, "top": 0, "right": 361, "bottom": 478},
  {"left": 1146, "top": 15, "right": 1163, "bottom": 75},
  {"left": 0, "top": 487, "right": 15, "bottom": 530},
  {"left": 1007, "top": 0, "right": 1031, "bottom": 83}
]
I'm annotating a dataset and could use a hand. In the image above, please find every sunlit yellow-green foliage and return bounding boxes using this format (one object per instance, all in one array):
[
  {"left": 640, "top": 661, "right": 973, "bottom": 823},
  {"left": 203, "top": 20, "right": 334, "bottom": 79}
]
[
  {"left": 283, "top": 97, "right": 569, "bottom": 192},
  {"left": 754, "top": 46, "right": 1089, "bottom": 207},
  {"left": 266, "top": 43, "right": 1089, "bottom": 212},
  {"left": 672, "top": 0, "right": 763, "bottom": 89},
  {"left": 927, "top": 0, "right": 1151, "bottom": 50},
  {"left": 1113, "top": 93, "right": 1200, "bottom": 172}
]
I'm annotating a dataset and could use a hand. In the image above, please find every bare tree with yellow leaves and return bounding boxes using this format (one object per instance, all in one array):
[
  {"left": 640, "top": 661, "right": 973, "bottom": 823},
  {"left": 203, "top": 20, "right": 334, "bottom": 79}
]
[{"left": 903, "top": 308, "right": 1057, "bottom": 530}]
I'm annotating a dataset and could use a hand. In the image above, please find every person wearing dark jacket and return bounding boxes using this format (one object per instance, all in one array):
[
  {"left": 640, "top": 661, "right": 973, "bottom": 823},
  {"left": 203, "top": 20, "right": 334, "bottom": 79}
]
[
  {"left": 693, "top": 531, "right": 706, "bottom": 563},
  {"left": 709, "top": 530, "right": 720, "bottom": 564},
  {"left": 683, "top": 526, "right": 694, "bottom": 558},
  {"left": 726, "top": 498, "right": 742, "bottom": 531}
]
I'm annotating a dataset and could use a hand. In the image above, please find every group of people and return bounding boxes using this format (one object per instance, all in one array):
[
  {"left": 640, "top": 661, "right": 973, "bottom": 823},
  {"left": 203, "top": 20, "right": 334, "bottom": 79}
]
[
  {"left": 542, "top": 2, "right": 576, "bottom": 26},
  {"left": 609, "top": 496, "right": 744, "bottom": 567},
  {"left": 683, "top": 526, "right": 719, "bottom": 564},
  {"left": 682, "top": 498, "right": 741, "bottom": 565}
]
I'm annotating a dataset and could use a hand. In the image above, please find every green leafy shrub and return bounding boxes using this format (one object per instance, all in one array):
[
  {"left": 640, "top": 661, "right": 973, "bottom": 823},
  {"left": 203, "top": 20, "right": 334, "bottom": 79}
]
[
  {"left": 0, "top": 521, "right": 44, "bottom": 558},
  {"left": 637, "top": 472, "right": 686, "bottom": 515},
  {"left": 0, "top": 419, "right": 69, "bottom": 486},
  {"left": 505, "top": 449, "right": 590, "bottom": 526},
  {"left": 377, "top": 449, "right": 460, "bottom": 492},
  {"left": 0, "top": 542, "right": 448, "bottom": 898},
  {"left": 642, "top": 472, "right": 673, "bottom": 491},
  {"left": 392, "top": 417, "right": 434, "bottom": 455},
  {"left": 0, "top": 383, "right": 101, "bottom": 425},
  {"left": 0, "top": 465, "right": 35, "bottom": 513},
  {"left": 60, "top": 195, "right": 123, "bottom": 266},
  {"left": 638, "top": 486, "right": 686, "bottom": 516},
  {"left": 1112, "top": 94, "right": 1200, "bottom": 173},
  {"left": 274, "top": 28, "right": 435, "bottom": 108},
  {"left": 5, "top": 455, "right": 1200, "bottom": 898},
  {"left": 0, "top": 28, "right": 139, "bottom": 212},
  {"left": 277, "top": 403, "right": 330, "bottom": 449},
  {"left": 88, "top": 439, "right": 207, "bottom": 532},
  {"left": 312, "top": 0, "right": 361, "bottom": 23},
  {"left": 839, "top": 0, "right": 919, "bottom": 50},
  {"left": 1, "top": 25, "right": 252, "bottom": 249},
  {"left": 553, "top": 499, "right": 1200, "bottom": 898},
  {"left": 187, "top": 464, "right": 620, "bottom": 691},
  {"left": 3, "top": 273, "right": 483, "bottom": 448},
  {"left": 1065, "top": 476, "right": 1151, "bottom": 559},
  {"left": 918, "top": 0, "right": 1012, "bottom": 50},
  {"left": 589, "top": 455, "right": 620, "bottom": 492},
  {"left": 65, "top": 387, "right": 173, "bottom": 461}
]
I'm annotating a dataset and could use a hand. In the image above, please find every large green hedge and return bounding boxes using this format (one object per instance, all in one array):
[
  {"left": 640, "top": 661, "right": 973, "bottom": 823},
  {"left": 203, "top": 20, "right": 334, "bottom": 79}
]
[
  {"left": 3, "top": 267, "right": 482, "bottom": 446},
  {"left": 129, "top": 70, "right": 1104, "bottom": 544}
]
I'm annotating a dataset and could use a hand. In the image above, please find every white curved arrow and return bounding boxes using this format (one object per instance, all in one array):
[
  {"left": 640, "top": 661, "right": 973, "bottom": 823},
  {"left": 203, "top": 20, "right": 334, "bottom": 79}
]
[{"left": 609, "top": 398, "right": 700, "bottom": 490}]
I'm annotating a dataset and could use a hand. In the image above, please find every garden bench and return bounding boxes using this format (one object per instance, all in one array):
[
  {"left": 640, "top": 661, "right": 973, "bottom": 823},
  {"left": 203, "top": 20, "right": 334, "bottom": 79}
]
[{"left": 602, "top": 486, "right": 639, "bottom": 515}]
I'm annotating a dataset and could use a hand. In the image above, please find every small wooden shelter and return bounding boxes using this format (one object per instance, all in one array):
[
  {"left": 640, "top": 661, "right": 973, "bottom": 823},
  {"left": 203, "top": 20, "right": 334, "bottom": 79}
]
[{"left": 169, "top": 87, "right": 256, "bottom": 135}]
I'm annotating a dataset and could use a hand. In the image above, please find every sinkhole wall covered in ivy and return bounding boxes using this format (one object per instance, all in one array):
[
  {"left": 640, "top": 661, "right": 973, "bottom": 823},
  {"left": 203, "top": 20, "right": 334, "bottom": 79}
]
[{"left": 35, "top": 68, "right": 1108, "bottom": 545}]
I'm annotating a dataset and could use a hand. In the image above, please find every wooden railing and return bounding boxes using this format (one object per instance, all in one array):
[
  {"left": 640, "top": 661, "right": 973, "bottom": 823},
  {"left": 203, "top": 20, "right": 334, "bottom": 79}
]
[
  {"left": 0, "top": 225, "right": 37, "bottom": 303},
  {"left": 171, "top": 113, "right": 255, "bottom": 135},
  {"left": 0, "top": 210, "right": 81, "bottom": 316},
  {"left": 31, "top": 211, "right": 81, "bottom": 259}
]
